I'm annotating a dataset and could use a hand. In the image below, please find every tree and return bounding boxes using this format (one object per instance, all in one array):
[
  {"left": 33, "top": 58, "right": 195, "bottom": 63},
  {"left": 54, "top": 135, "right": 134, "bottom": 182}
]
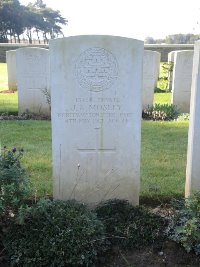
[
  {"left": 0, "top": 0, "right": 67, "bottom": 43},
  {"left": 0, "top": 0, "right": 24, "bottom": 42},
  {"left": 144, "top": 37, "right": 156, "bottom": 44}
]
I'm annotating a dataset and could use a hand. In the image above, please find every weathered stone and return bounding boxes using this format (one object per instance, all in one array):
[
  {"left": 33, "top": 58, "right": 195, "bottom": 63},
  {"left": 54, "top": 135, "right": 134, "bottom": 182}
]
[
  {"left": 6, "top": 50, "right": 17, "bottom": 91},
  {"left": 142, "top": 50, "right": 161, "bottom": 108},
  {"left": 50, "top": 35, "right": 143, "bottom": 205},
  {"left": 171, "top": 50, "right": 194, "bottom": 112},
  {"left": 16, "top": 47, "right": 50, "bottom": 116},
  {"left": 185, "top": 41, "right": 200, "bottom": 196}
]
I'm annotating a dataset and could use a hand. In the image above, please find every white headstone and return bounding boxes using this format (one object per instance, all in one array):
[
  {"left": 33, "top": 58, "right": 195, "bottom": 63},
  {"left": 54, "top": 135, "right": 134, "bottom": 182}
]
[
  {"left": 50, "top": 35, "right": 143, "bottom": 205},
  {"left": 155, "top": 51, "right": 161, "bottom": 87},
  {"left": 185, "top": 41, "right": 200, "bottom": 197},
  {"left": 6, "top": 50, "right": 17, "bottom": 91},
  {"left": 16, "top": 47, "right": 50, "bottom": 116},
  {"left": 171, "top": 50, "right": 194, "bottom": 112},
  {"left": 142, "top": 50, "right": 161, "bottom": 108},
  {"left": 168, "top": 51, "right": 176, "bottom": 63}
]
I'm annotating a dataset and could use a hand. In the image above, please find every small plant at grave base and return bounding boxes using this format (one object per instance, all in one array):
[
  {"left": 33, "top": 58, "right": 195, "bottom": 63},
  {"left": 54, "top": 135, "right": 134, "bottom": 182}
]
[
  {"left": 156, "top": 62, "right": 174, "bottom": 92},
  {"left": 142, "top": 103, "right": 179, "bottom": 121},
  {"left": 176, "top": 113, "right": 190, "bottom": 121},
  {"left": 167, "top": 191, "right": 200, "bottom": 254},
  {"left": 42, "top": 88, "right": 51, "bottom": 111},
  {"left": 0, "top": 146, "right": 31, "bottom": 216},
  {"left": 4, "top": 199, "right": 108, "bottom": 267},
  {"left": 95, "top": 199, "right": 164, "bottom": 249}
]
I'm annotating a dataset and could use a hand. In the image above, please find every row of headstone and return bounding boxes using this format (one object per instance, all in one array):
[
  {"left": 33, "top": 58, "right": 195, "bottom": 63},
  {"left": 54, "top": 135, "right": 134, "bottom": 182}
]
[
  {"left": 167, "top": 44, "right": 200, "bottom": 196},
  {"left": 5, "top": 36, "right": 200, "bottom": 205},
  {"left": 50, "top": 37, "right": 200, "bottom": 204},
  {"left": 6, "top": 47, "right": 161, "bottom": 116}
]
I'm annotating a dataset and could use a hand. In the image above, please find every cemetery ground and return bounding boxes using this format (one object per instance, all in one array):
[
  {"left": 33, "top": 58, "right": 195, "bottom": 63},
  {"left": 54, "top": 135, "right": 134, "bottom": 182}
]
[{"left": 1, "top": 63, "right": 200, "bottom": 266}]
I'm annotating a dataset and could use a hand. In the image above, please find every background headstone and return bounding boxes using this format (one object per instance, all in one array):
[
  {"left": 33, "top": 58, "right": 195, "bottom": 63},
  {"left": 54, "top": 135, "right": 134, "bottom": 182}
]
[
  {"left": 16, "top": 47, "right": 50, "bottom": 116},
  {"left": 185, "top": 41, "right": 200, "bottom": 196},
  {"left": 142, "top": 50, "right": 161, "bottom": 108},
  {"left": 50, "top": 35, "right": 143, "bottom": 205},
  {"left": 171, "top": 50, "right": 194, "bottom": 113},
  {"left": 167, "top": 51, "right": 176, "bottom": 91},
  {"left": 6, "top": 50, "right": 17, "bottom": 91}
]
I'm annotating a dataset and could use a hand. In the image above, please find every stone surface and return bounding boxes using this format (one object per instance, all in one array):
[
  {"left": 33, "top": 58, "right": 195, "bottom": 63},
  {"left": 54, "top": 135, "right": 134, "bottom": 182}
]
[
  {"left": 50, "top": 35, "right": 143, "bottom": 205},
  {"left": 167, "top": 51, "right": 176, "bottom": 92},
  {"left": 171, "top": 50, "right": 194, "bottom": 112},
  {"left": 168, "top": 51, "right": 176, "bottom": 62},
  {"left": 142, "top": 50, "right": 161, "bottom": 108},
  {"left": 185, "top": 41, "right": 200, "bottom": 196},
  {"left": 16, "top": 47, "right": 50, "bottom": 115},
  {"left": 6, "top": 50, "right": 17, "bottom": 91}
]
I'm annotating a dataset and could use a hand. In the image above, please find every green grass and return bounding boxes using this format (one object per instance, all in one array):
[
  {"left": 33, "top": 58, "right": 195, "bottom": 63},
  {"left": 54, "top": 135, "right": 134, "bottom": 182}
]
[
  {"left": 154, "top": 92, "right": 171, "bottom": 104},
  {"left": 0, "top": 63, "right": 18, "bottom": 113},
  {"left": 0, "top": 120, "right": 189, "bottom": 201},
  {"left": 0, "top": 63, "right": 8, "bottom": 91},
  {"left": 141, "top": 120, "right": 188, "bottom": 201},
  {"left": 0, "top": 92, "right": 18, "bottom": 113},
  {"left": 0, "top": 121, "right": 52, "bottom": 197}
]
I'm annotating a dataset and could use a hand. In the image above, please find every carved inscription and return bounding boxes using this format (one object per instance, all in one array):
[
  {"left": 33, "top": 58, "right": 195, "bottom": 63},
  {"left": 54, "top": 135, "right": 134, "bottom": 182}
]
[
  {"left": 75, "top": 47, "right": 118, "bottom": 91},
  {"left": 58, "top": 97, "right": 133, "bottom": 124}
]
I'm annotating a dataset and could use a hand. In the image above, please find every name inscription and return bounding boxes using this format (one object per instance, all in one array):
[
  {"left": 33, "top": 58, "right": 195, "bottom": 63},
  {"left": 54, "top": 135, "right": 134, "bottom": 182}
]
[{"left": 57, "top": 97, "right": 132, "bottom": 124}]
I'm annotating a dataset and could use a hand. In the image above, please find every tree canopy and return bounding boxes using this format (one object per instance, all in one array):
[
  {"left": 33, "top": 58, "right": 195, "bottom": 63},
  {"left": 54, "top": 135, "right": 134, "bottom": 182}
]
[
  {"left": 0, "top": 0, "right": 67, "bottom": 43},
  {"left": 145, "top": 34, "right": 200, "bottom": 44}
]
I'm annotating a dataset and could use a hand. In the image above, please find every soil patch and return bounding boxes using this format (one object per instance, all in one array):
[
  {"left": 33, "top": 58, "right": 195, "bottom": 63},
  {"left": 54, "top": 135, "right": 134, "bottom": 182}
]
[
  {"left": 0, "top": 90, "right": 16, "bottom": 94},
  {"left": 102, "top": 241, "right": 200, "bottom": 267}
]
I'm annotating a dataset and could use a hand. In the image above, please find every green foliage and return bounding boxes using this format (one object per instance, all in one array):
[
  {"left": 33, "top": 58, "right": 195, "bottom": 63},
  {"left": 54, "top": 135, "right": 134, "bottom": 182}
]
[
  {"left": 167, "top": 192, "right": 200, "bottom": 254},
  {"left": 142, "top": 103, "right": 179, "bottom": 120},
  {"left": 176, "top": 113, "right": 190, "bottom": 121},
  {"left": 0, "top": 0, "right": 67, "bottom": 43},
  {"left": 162, "top": 62, "right": 174, "bottom": 73},
  {"left": 156, "top": 62, "right": 174, "bottom": 92},
  {"left": 0, "top": 146, "right": 31, "bottom": 214},
  {"left": 95, "top": 199, "right": 164, "bottom": 249},
  {"left": 145, "top": 34, "right": 199, "bottom": 44},
  {"left": 41, "top": 88, "right": 51, "bottom": 111},
  {"left": 4, "top": 199, "right": 107, "bottom": 267}
]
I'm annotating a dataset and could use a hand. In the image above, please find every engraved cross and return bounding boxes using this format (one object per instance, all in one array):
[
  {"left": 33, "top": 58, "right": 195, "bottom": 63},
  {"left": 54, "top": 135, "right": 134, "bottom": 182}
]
[{"left": 77, "top": 127, "right": 116, "bottom": 155}]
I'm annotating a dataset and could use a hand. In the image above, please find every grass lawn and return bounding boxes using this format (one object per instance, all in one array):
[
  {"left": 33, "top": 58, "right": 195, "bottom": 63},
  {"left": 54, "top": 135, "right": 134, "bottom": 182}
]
[
  {"left": 0, "top": 63, "right": 8, "bottom": 91},
  {"left": 141, "top": 120, "right": 188, "bottom": 201},
  {"left": 0, "top": 120, "right": 189, "bottom": 201},
  {"left": 0, "top": 63, "right": 18, "bottom": 113},
  {"left": 0, "top": 92, "right": 18, "bottom": 113},
  {"left": 154, "top": 92, "right": 171, "bottom": 104},
  {"left": 0, "top": 120, "right": 52, "bottom": 197}
]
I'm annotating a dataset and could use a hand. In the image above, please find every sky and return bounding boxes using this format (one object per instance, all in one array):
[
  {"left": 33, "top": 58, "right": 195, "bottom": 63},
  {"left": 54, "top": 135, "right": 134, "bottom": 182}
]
[{"left": 19, "top": 0, "right": 200, "bottom": 41}]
